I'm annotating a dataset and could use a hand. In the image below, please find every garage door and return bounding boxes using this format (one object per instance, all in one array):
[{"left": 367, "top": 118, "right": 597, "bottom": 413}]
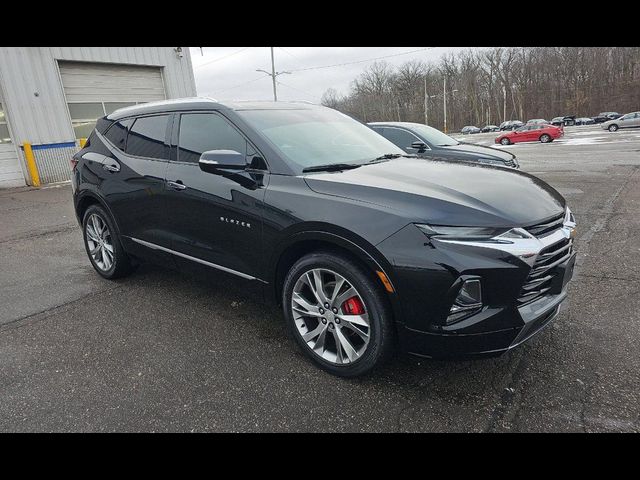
[{"left": 59, "top": 61, "right": 166, "bottom": 139}]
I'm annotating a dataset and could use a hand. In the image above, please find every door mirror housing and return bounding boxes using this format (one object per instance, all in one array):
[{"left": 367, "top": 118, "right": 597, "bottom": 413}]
[
  {"left": 199, "top": 150, "right": 246, "bottom": 172},
  {"left": 411, "top": 141, "right": 427, "bottom": 152}
]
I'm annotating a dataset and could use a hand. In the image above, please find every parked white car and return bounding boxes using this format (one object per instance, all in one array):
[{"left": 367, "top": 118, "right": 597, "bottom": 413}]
[{"left": 602, "top": 111, "right": 640, "bottom": 132}]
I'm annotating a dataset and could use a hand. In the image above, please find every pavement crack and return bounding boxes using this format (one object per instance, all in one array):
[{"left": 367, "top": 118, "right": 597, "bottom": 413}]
[{"left": 0, "top": 284, "right": 124, "bottom": 332}]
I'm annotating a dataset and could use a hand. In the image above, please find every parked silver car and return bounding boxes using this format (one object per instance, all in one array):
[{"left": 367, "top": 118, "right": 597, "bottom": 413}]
[{"left": 602, "top": 111, "right": 640, "bottom": 131}]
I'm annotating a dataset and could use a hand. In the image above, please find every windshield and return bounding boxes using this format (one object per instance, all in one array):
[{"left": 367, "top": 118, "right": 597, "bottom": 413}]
[
  {"left": 404, "top": 124, "right": 459, "bottom": 146},
  {"left": 237, "top": 107, "right": 404, "bottom": 172}
]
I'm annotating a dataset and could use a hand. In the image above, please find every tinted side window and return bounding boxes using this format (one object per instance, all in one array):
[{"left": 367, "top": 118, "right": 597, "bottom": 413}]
[
  {"left": 126, "top": 115, "right": 170, "bottom": 159},
  {"left": 384, "top": 128, "right": 419, "bottom": 152},
  {"left": 178, "top": 113, "right": 247, "bottom": 163},
  {"left": 104, "top": 118, "right": 132, "bottom": 151}
]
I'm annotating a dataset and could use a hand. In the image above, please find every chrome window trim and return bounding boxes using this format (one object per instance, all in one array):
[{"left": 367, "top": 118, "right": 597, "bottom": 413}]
[{"left": 127, "top": 236, "right": 265, "bottom": 283}]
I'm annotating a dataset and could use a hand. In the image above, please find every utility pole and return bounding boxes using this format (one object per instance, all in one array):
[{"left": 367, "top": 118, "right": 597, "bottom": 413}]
[
  {"left": 256, "top": 47, "right": 291, "bottom": 102},
  {"left": 503, "top": 85, "right": 507, "bottom": 122},
  {"left": 270, "top": 47, "right": 277, "bottom": 101},
  {"left": 424, "top": 77, "right": 428, "bottom": 125},
  {"left": 443, "top": 77, "right": 447, "bottom": 133}
]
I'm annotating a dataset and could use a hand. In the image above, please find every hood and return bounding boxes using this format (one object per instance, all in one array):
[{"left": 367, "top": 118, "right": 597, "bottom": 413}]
[
  {"left": 442, "top": 142, "right": 515, "bottom": 161},
  {"left": 303, "top": 158, "right": 565, "bottom": 228}
]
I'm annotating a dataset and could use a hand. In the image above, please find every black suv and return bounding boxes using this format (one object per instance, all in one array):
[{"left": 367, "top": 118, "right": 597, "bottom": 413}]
[{"left": 72, "top": 99, "right": 577, "bottom": 377}]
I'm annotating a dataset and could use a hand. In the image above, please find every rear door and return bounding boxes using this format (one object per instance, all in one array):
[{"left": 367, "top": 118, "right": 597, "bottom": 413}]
[{"left": 103, "top": 114, "right": 172, "bottom": 248}]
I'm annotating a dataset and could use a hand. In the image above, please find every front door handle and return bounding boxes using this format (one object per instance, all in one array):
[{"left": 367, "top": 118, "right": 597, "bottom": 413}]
[{"left": 167, "top": 180, "right": 187, "bottom": 191}]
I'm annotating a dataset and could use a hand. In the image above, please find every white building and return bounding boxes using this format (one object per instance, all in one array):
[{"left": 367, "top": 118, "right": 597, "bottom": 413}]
[{"left": 0, "top": 47, "right": 197, "bottom": 188}]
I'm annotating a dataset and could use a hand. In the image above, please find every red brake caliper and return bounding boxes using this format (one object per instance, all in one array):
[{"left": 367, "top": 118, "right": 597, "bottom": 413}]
[{"left": 341, "top": 296, "right": 365, "bottom": 315}]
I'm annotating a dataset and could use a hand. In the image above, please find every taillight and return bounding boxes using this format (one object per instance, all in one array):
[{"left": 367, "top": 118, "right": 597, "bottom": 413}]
[{"left": 70, "top": 157, "right": 78, "bottom": 171}]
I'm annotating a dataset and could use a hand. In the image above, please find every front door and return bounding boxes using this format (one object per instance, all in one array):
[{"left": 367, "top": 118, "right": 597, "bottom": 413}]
[{"left": 163, "top": 111, "right": 268, "bottom": 280}]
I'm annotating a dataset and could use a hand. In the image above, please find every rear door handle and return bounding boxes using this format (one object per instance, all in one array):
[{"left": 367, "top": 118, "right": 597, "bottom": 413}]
[
  {"left": 103, "top": 163, "right": 120, "bottom": 173},
  {"left": 167, "top": 180, "right": 187, "bottom": 191}
]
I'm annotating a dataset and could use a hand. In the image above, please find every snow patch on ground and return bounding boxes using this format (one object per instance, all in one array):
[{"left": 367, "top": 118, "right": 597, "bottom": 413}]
[{"left": 556, "top": 137, "right": 606, "bottom": 146}]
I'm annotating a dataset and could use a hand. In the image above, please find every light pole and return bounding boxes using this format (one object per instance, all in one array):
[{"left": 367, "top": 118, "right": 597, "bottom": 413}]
[
  {"left": 443, "top": 76, "right": 458, "bottom": 133},
  {"left": 256, "top": 47, "right": 291, "bottom": 102},
  {"left": 423, "top": 78, "right": 437, "bottom": 126}
]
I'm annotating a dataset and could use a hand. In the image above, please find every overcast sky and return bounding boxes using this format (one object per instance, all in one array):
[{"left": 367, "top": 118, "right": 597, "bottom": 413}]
[{"left": 189, "top": 47, "right": 474, "bottom": 103}]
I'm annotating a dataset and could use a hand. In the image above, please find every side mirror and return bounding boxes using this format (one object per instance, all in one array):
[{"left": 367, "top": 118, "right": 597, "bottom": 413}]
[
  {"left": 199, "top": 150, "right": 246, "bottom": 173},
  {"left": 411, "top": 141, "right": 427, "bottom": 152}
]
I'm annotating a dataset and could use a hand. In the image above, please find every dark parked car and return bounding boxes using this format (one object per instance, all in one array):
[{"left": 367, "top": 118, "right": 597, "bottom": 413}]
[
  {"left": 550, "top": 116, "right": 576, "bottom": 127},
  {"left": 592, "top": 112, "right": 622, "bottom": 123},
  {"left": 72, "top": 99, "right": 576, "bottom": 377},
  {"left": 481, "top": 125, "right": 500, "bottom": 133},
  {"left": 574, "top": 117, "right": 595, "bottom": 126},
  {"left": 499, "top": 120, "right": 524, "bottom": 131},
  {"left": 461, "top": 125, "right": 481, "bottom": 134},
  {"left": 368, "top": 122, "right": 518, "bottom": 168}
]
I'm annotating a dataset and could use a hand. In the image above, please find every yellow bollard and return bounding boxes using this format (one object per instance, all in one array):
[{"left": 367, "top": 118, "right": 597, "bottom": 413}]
[
  {"left": 23, "top": 142, "right": 41, "bottom": 187},
  {"left": 79, "top": 138, "right": 87, "bottom": 148}
]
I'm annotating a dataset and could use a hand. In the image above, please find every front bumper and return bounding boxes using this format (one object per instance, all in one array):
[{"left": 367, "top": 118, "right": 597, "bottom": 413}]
[
  {"left": 399, "top": 290, "right": 567, "bottom": 359},
  {"left": 376, "top": 215, "right": 576, "bottom": 359}
]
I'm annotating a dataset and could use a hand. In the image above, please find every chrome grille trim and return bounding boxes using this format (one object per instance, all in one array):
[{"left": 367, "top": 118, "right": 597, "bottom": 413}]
[{"left": 518, "top": 236, "right": 573, "bottom": 305}]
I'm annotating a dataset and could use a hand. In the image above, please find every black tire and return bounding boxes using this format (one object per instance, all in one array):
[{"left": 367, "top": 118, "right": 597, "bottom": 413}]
[
  {"left": 282, "top": 251, "right": 394, "bottom": 377},
  {"left": 540, "top": 134, "right": 551, "bottom": 143},
  {"left": 82, "top": 204, "right": 134, "bottom": 279},
  {"left": 608, "top": 124, "right": 619, "bottom": 132},
  {"left": 500, "top": 137, "right": 511, "bottom": 145}
]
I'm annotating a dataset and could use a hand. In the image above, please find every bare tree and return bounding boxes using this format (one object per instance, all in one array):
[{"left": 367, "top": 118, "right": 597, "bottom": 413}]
[{"left": 322, "top": 47, "right": 640, "bottom": 131}]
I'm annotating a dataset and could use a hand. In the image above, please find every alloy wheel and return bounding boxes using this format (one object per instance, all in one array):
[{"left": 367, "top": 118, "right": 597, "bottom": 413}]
[
  {"left": 85, "top": 214, "right": 114, "bottom": 271},
  {"left": 291, "top": 268, "right": 370, "bottom": 365}
]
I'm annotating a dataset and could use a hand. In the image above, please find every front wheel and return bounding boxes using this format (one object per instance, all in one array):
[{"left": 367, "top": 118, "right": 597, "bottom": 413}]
[
  {"left": 282, "top": 251, "right": 394, "bottom": 377},
  {"left": 608, "top": 124, "right": 619, "bottom": 132},
  {"left": 540, "top": 134, "right": 552, "bottom": 143},
  {"left": 500, "top": 137, "right": 511, "bottom": 145}
]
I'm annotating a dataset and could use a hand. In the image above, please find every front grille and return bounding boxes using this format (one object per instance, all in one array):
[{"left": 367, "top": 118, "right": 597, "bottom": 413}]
[
  {"left": 525, "top": 213, "right": 564, "bottom": 237},
  {"left": 517, "top": 236, "right": 572, "bottom": 306}
]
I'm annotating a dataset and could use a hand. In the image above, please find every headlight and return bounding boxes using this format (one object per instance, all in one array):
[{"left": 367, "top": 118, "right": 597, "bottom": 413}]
[{"left": 415, "top": 224, "right": 534, "bottom": 242}]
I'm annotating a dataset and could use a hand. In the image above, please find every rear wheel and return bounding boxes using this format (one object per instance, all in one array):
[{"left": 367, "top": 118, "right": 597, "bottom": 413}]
[
  {"left": 282, "top": 251, "right": 394, "bottom": 377},
  {"left": 500, "top": 137, "right": 511, "bottom": 145},
  {"left": 82, "top": 204, "right": 133, "bottom": 279},
  {"left": 540, "top": 134, "right": 552, "bottom": 143},
  {"left": 608, "top": 124, "right": 619, "bottom": 132}
]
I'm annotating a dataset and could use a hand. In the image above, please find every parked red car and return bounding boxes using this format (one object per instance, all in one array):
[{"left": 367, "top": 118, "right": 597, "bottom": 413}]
[{"left": 495, "top": 124, "right": 563, "bottom": 145}]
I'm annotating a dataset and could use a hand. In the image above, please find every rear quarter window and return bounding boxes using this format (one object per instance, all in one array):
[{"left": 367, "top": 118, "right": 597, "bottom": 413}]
[{"left": 104, "top": 119, "right": 133, "bottom": 151}]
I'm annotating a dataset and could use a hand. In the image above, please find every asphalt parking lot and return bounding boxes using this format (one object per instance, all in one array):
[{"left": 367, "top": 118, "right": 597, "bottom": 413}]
[{"left": 1, "top": 125, "right": 639, "bottom": 432}]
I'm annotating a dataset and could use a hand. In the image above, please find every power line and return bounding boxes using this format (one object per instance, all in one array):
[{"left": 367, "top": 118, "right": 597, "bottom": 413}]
[
  {"left": 210, "top": 76, "right": 267, "bottom": 95},
  {"left": 277, "top": 47, "right": 307, "bottom": 69},
  {"left": 288, "top": 47, "right": 436, "bottom": 72},
  {"left": 276, "top": 80, "right": 319, "bottom": 100},
  {"left": 194, "top": 47, "right": 252, "bottom": 70}
]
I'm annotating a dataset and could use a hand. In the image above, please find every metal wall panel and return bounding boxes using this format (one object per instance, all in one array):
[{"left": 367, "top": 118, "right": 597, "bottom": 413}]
[{"left": 0, "top": 47, "right": 196, "bottom": 187}]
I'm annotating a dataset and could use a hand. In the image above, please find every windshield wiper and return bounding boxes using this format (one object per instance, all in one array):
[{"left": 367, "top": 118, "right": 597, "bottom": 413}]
[
  {"left": 372, "top": 153, "right": 405, "bottom": 161},
  {"left": 302, "top": 163, "right": 362, "bottom": 173}
]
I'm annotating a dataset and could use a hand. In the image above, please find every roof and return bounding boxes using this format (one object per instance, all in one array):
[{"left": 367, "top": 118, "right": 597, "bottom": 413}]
[
  {"left": 367, "top": 121, "right": 428, "bottom": 128},
  {"left": 107, "top": 97, "right": 322, "bottom": 120}
]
